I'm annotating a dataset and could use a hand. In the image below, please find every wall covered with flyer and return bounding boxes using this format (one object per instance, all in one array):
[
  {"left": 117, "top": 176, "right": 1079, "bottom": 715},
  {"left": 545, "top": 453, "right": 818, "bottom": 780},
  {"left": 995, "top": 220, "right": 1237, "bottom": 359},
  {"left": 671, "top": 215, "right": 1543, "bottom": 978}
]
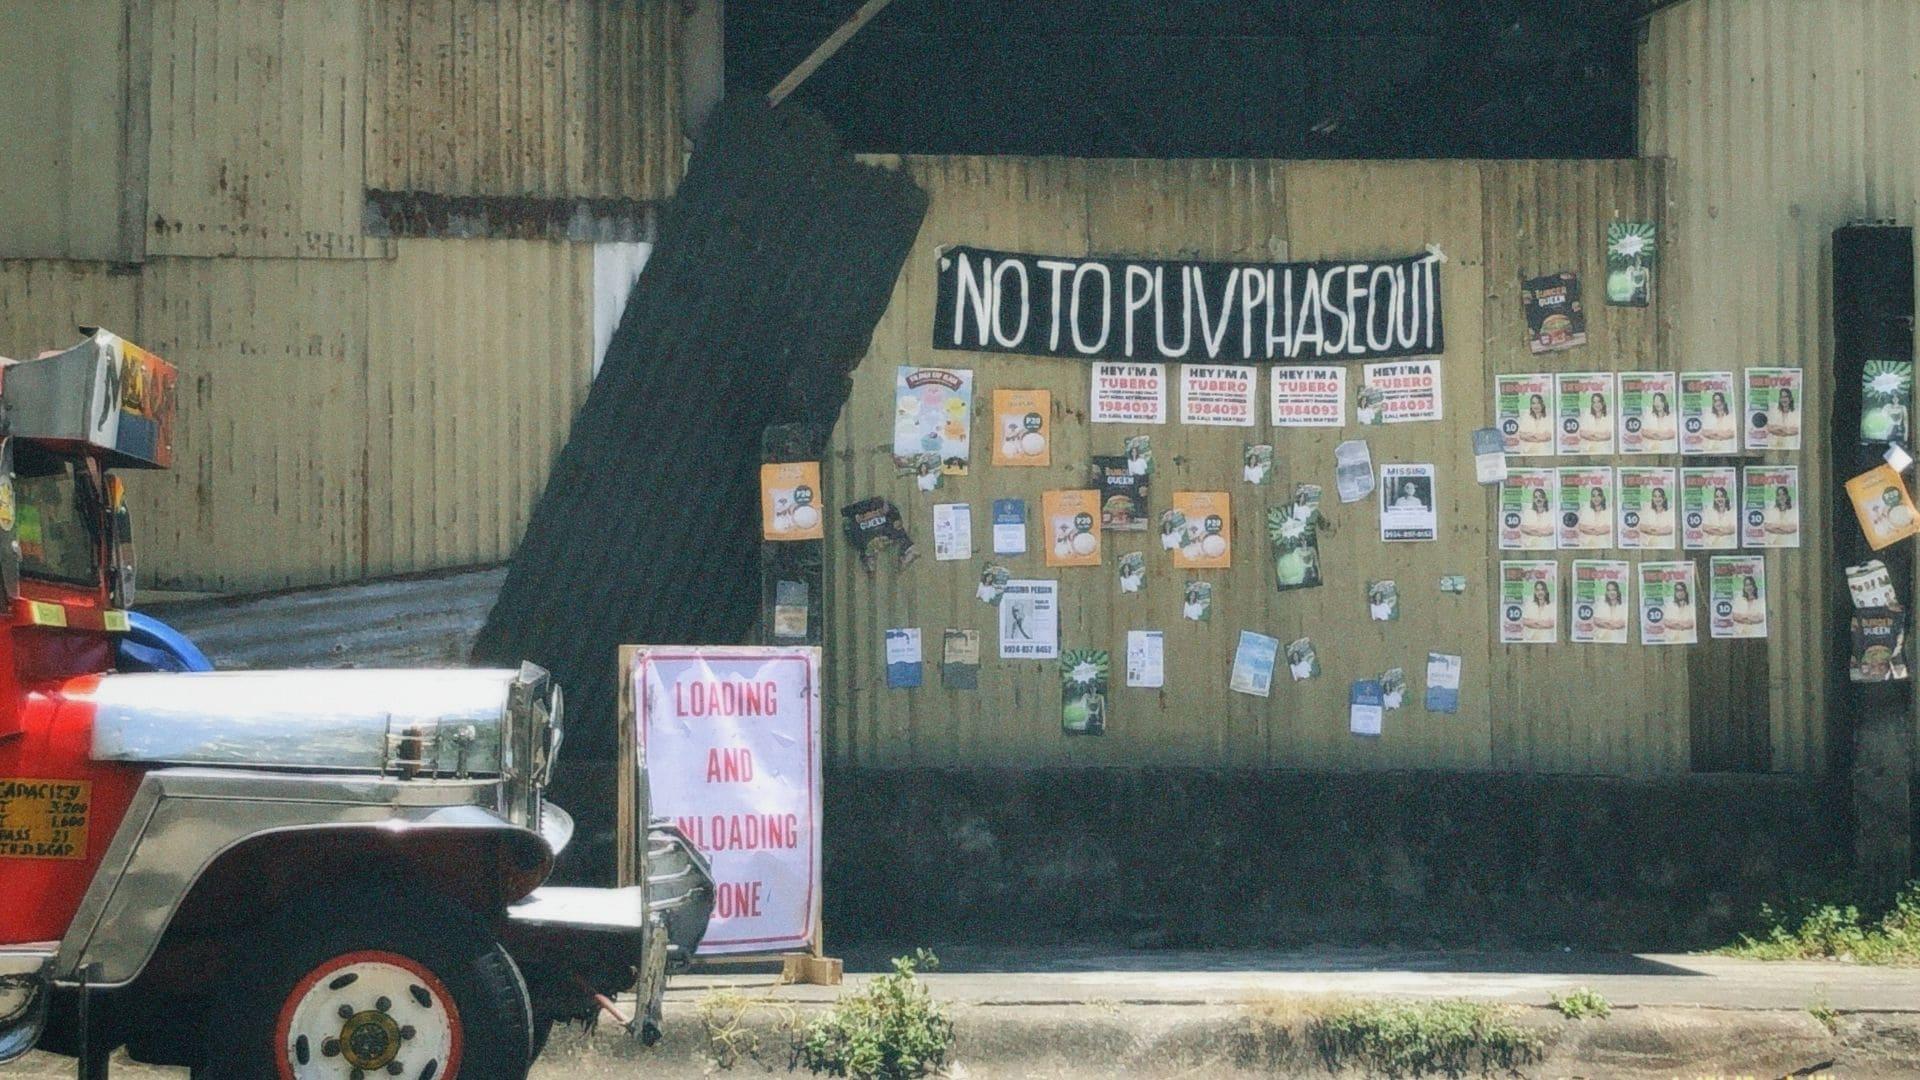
[{"left": 634, "top": 646, "right": 822, "bottom": 956}]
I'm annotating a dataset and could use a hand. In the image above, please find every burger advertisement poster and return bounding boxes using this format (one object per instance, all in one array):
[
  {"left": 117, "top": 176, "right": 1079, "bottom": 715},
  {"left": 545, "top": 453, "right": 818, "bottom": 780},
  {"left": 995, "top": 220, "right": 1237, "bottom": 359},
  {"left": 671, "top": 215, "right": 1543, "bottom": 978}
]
[
  {"left": 1616, "top": 466, "right": 1678, "bottom": 550},
  {"left": 1042, "top": 489, "right": 1102, "bottom": 567},
  {"left": 1709, "top": 555, "right": 1769, "bottom": 640},
  {"left": 1638, "top": 561, "right": 1699, "bottom": 645},
  {"left": 1681, "top": 466, "right": 1740, "bottom": 550},
  {"left": 1170, "top": 491, "right": 1232, "bottom": 568},
  {"left": 1555, "top": 372, "right": 1616, "bottom": 455},
  {"left": 1680, "top": 370, "right": 1739, "bottom": 455},
  {"left": 1851, "top": 607, "right": 1910, "bottom": 683},
  {"left": 1496, "top": 373, "right": 1555, "bottom": 455},
  {"left": 1497, "top": 468, "right": 1558, "bottom": 551},
  {"left": 1521, "top": 271, "right": 1588, "bottom": 353},
  {"left": 1741, "top": 465, "right": 1801, "bottom": 549},
  {"left": 1618, "top": 371, "right": 1680, "bottom": 454},
  {"left": 1743, "top": 367, "right": 1803, "bottom": 451},
  {"left": 1570, "top": 559, "right": 1632, "bottom": 644},
  {"left": 992, "top": 388, "right": 1052, "bottom": 466},
  {"left": 1092, "top": 456, "right": 1149, "bottom": 532}
]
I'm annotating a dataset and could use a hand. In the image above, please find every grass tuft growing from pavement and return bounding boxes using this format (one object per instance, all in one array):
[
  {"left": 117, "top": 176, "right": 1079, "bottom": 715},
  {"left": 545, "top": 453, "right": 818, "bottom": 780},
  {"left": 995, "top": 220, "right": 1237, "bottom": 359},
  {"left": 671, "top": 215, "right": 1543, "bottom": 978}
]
[
  {"left": 1719, "top": 880, "right": 1920, "bottom": 965},
  {"left": 1245, "top": 997, "right": 1544, "bottom": 1078},
  {"left": 798, "top": 950, "right": 954, "bottom": 1079},
  {"left": 1549, "top": 986, "right": 1611, "bottom": 1020}
]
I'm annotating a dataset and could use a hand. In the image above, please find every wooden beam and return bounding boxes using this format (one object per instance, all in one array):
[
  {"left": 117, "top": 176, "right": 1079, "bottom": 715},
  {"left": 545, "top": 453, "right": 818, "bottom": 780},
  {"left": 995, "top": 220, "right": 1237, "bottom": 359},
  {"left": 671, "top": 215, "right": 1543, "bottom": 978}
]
[{"left": 766, "top": 0, "right": 898, "bottom": 107}]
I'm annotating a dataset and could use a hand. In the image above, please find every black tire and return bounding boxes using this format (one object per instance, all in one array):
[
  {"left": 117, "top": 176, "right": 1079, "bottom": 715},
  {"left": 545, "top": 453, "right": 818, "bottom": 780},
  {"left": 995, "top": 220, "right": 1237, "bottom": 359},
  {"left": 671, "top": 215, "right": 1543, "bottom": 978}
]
[
  {"left": 531, "top": 1016, "right": 555, "bottom": 1061},
  {"left": 193, "top": 887, "right": 533, "bottom": 1080}
]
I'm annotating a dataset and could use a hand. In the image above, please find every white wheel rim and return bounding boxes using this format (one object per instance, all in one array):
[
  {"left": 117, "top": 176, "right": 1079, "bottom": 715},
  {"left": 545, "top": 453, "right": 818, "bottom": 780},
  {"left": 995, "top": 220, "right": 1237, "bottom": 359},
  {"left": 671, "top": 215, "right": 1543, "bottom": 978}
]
[{"left": 275, "top": 951, "right": 461, "bottom": 1079}]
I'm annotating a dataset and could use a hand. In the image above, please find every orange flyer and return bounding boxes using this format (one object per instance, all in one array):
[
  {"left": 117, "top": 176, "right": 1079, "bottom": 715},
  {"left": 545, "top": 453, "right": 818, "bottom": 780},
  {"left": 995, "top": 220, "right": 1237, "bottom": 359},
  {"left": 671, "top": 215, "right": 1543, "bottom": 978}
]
[
  {"left": 1042, "top": 489, "right": 1102, "bottom": 567},
  {"left": 761, "top": 461, "right": 825, "bottom": 540},
  {"left": 1169, "top": 491, "right": 1232, "bottom": 569},
  {"left": 992, "top": 389, "right": 1051, "bottom": 466}
]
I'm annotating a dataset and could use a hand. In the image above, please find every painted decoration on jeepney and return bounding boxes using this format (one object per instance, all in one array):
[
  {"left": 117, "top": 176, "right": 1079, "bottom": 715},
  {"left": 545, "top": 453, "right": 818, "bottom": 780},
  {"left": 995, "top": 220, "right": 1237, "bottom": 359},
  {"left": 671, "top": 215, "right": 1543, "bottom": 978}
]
[
  {"left": 891, "top": 367, "right": 971, "bottom": 478},
  {"left": 635, "top": 646, "right": 821, "bottom": 955}
]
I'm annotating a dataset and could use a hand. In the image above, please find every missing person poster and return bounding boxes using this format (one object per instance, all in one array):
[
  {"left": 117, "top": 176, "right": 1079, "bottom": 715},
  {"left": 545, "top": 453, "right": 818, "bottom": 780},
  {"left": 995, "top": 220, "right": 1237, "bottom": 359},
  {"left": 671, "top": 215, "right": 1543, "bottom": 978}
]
[
  {"left": 1743, "top": 367, "right": 1803, "bottom": 451},
  {"left": 1638, "top": 561, "right": 1699, "bottom": 645},
  {"left": 1742, "top": 466, "right": 1801, "bottom": 549},
  {"left": 1170, "top": 491, "right": 1232, "bottom": 568},
  {"left": 1618, "top": 371, "right": 1680, "bottom": 454},
  {"left": 1709, "top": 555, "right": 1769, "bottom": 640},
  {"left": 1557, "top": 466, "right": 1615, "bottom": 550},
  {"left": 1846, "top": 463, "right": 1920, "bottom": 551},
  {"left": 1681, "top": 466, "right": 1740, "bottom": 551},
  {"left": 1496, "top": 373, "right": 1555, "bottom": 456},
  {"left": 1270, "top": 366, "right": 1347, "bottom": 427},
  {"left": 992, "top": 389, "right": 1051, "bottom": 466},
  {"left": 892, "top": 367, "right": 973, "bottom": 476},
  {"left": 1571, "top": 560, "right": 1632, "bottom": 644},
  {"left": 1522, "top": 271, "right": 1588, "bottom": 353},
  {"left": 634, "top": 645, "right": 822, "bottom": 955},
  {"left": 761, "top": 461, "right": 825, "bottom": 540},
  {"left": 1359, "top": 359, "right": 1443, "bottom": 424},
  {"left": 1617, "top": 466, "right": 1678, "bottom": 550},
  {"left": 1680, "top": 371, "right": 1739, "bottom": 455},
  {"left": 1498, "top": 468, "right": 1558, "bottom": 551},
  {"left": 1180, "top": 364, "right": 1257, "bottom": 426},
  {"left": 998, "top": 579, "right": 1059, "bottom": 659},
  {"left": 1091, "top": 362, "right": 1168, "bottom": 424},
  {"left": 1380, "top": 463, "right": 1438, "bottom": 541},
  {"left": 1556, "top": 373, "right": 1617, "bottom": 455},
  {"left": 1042, "top": 490, "right": 1102, "bottom": 567},
  {"left": 1092, "top": 456, "right": 1149, "bottom": 532},
  {"left": 1499, "top": 560, "right": 1559, "bottom": 644}
]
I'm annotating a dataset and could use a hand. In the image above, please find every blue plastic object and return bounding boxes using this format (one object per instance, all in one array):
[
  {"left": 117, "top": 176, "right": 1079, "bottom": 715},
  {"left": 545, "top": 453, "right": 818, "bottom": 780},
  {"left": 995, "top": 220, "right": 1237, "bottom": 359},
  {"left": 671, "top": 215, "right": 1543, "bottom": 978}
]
[{"left": 116, "top": 611, "right": 214, "bottom": 673}]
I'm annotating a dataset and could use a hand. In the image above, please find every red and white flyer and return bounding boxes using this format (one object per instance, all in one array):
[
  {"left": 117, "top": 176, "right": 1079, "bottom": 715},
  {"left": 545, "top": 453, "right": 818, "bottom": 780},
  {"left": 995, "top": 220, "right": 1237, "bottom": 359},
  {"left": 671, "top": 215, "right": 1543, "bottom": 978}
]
[
  {"left": 1090, "top": 362, "right": 1168, "bottom": 424},
  {"left": 1270, "top": 365, "right": 1347, "bottom": 427},
  {"left": 1179, "top": 363, "right": 1257, "bottom": 426}
]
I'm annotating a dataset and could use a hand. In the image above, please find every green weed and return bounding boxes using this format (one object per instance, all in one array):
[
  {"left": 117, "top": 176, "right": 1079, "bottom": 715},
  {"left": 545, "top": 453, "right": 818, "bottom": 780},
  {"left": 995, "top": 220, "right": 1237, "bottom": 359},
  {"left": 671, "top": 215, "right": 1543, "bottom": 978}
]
[
  {"left": 797, "top": 950, "right": 955, "bottom": 1079},
  {"left": 1549, "top": 986, "right": 1611, "bottom": 1020},
  {"left": 1720, "top": 880, "right": 1920, "bottom": 965}
]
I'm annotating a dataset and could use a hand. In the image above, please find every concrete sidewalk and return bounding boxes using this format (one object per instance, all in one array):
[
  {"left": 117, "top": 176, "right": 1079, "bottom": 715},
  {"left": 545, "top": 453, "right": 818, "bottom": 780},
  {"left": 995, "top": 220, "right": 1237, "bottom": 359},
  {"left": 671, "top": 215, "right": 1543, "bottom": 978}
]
[{"left": 12, "top": 948, "right": 1920, "bottom": 1077}]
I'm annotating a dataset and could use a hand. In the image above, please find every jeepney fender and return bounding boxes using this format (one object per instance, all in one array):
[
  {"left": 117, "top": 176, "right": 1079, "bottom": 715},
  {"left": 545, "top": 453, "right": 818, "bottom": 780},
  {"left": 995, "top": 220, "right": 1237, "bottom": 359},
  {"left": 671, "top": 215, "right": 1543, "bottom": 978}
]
[{"left": 53, "top": 767, "right": 559, "bottom": 988}]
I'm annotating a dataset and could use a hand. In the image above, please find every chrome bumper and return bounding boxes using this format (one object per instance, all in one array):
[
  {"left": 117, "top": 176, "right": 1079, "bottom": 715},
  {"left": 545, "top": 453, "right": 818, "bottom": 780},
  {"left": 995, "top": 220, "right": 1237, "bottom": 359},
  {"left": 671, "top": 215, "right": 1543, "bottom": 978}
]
[
  {"left": 647, "top": 820, "right": 714, "bottom": 967},
  {"left": 0, "top": 945, "right": 53, "bottom": 1065}
]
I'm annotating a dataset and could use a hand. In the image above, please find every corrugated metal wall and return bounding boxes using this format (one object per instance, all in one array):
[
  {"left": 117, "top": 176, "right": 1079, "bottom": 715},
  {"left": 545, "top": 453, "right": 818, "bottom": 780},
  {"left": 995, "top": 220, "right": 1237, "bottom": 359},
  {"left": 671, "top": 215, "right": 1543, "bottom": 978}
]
[
  {"left": 365, "top": 0, "right": 683, "bottom": 202},
  {"left": 1640, "top": 0, "right": 1920, "bottom": 775},
  {"left": 824, "top": 155, "right": 1806, "bottom": 778},
  {"left": 0, "top": 0, "right": 683, "bottom": 591}
]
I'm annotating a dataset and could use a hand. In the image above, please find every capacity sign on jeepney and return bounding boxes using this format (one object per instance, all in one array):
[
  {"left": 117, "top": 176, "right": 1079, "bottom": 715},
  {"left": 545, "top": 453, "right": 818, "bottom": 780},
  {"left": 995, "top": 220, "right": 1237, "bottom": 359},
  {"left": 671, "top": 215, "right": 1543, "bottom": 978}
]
[{"left": 636, "top": 646, "right": 822, "bottom": 956}]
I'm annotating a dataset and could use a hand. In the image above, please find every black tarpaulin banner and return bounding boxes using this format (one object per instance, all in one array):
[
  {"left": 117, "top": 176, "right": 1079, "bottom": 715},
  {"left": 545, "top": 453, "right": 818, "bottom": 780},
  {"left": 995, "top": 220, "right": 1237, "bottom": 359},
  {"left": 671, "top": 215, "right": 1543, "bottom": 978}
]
[{"left": 932, "top": 245, "right": 1443, "bottom": 363}]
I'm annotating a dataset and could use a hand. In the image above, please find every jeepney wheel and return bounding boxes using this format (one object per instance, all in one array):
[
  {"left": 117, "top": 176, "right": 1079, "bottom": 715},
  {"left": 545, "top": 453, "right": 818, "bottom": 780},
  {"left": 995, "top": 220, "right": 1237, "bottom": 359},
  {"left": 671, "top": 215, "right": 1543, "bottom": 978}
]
[{"left": 194, "top": 889, "right": 533, "bottom": 1080}]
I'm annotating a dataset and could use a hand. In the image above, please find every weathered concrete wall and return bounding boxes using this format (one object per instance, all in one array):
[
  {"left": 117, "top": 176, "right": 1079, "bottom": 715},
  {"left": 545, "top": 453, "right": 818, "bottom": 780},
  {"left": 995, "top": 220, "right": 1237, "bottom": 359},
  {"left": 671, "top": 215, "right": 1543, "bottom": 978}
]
[{"left": 824, "top": 769, "right": 1843, "bottom": 950}]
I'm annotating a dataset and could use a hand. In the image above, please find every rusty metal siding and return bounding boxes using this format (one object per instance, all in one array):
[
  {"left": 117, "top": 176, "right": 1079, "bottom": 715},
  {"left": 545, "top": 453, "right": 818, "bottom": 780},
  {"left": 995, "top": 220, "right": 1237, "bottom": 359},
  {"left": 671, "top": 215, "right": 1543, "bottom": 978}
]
[
  {"left": 1640, "top": 0, "right": 1920, "bottom": 776},
  {"left": 363, "top": 239, "right": 596, "bottom": 579},
  {"left": 0, "top": 261, "right": 143, "bottom": 357},
  {"left": 823, "top": 155, "right": 1798, "bottom": 778},
  {"left": 145, "top": 0, "right": 378, "bottom": 259},
  {"left": 0, "top": 0, "right": 144, "bottom": 260},
  {"left": 364, "top": 0, "right": 684, "bottom": 203}
]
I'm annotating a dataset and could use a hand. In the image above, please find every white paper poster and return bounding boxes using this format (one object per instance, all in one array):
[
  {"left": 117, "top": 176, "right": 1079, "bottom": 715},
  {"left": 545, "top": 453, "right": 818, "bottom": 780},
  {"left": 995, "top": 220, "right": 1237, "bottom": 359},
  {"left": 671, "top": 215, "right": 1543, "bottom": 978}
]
[
  {"left": 1359, "top": 359, "right": 1443, "bottom": 424},
  {"left": 1336, "top": 440, "right": 1375, "bottom": 504},
  {"left": 1379, "top": 463, "right": 1438, "bottom": 541},
  {"left": 1091, "top": 362, "right": 1168, "bottom": 424},
  {"left": 1180, "top": 364, "right": 1257, "bottom": 426},
  {"left": 1270, "top": 366, "right": 1347, "bottom": 427},
  {"left": 635, "top": 646, "right": 822, "bottom": 955},
  {"left": 1126, "top": 630, "right": 1164, "bottom": 688},
  {"left": 932, "top": 503, "right": 972, "bottom": 561},
  {"left": 991, "top": 499, "right": 1026, "bottom": 555},
  {"left": 998, "top": 579, "right": 1060, "bottom": 660}
]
